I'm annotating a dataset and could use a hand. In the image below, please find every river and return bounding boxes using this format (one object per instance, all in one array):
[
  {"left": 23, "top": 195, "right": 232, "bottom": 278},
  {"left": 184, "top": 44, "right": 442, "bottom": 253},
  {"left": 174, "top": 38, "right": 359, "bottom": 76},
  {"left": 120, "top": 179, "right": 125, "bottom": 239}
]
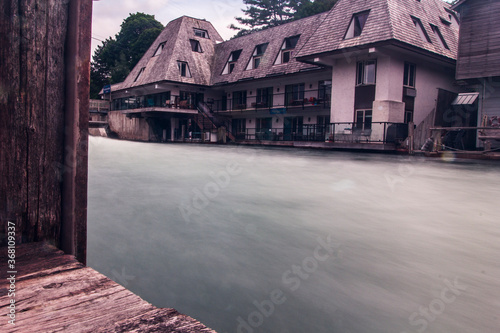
[{"left": 87, "top": 136, "right": 500, "bottom": 333}]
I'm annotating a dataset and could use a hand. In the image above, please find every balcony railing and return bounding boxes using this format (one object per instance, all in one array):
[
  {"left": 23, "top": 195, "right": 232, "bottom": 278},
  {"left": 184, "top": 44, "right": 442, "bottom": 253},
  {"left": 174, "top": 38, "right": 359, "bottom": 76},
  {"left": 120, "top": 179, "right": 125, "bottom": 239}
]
[
  {"left": 234, "top": 122, "right": 408, "bottom": 144},
  {"left": 111, "top": 94, "right": 199, "bottom": 111},
  {"left": 210, "top": 88, "right": 331, "bottom": 113}
]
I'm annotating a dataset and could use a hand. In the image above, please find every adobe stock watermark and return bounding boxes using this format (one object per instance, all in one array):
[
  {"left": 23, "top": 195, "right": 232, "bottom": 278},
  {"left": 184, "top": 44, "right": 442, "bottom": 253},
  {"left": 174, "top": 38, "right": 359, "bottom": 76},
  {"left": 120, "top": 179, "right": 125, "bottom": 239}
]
[
  {"left": 236, "top": 234, "right": 342, "bottom": 333},
  {"left": 178, "top": 144, "right": 257, "bottom": 223},
  {"left": 178, "top": 160, "right": 243, "bottom": 223},
  {"left": 401, "top": 277, "right": 467, "bottom": 333}
]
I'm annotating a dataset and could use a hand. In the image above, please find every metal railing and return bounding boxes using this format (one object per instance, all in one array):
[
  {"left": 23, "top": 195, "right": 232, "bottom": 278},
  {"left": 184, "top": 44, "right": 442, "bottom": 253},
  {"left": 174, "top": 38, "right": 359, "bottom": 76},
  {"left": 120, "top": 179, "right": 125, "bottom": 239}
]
[
  {"left": 111, "top": 94, "right": 199, "bottom": 111},
  {"left": 209, "top": 88, "right": 331, "bottom": 113},
  {"left": 234, "top": 122, "right": 408, "bottom": 143}
]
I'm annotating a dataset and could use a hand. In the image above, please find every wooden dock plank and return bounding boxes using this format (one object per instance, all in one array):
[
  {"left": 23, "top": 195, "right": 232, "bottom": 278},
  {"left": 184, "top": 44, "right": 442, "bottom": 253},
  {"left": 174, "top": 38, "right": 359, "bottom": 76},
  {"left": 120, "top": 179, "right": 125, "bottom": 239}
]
[{"left": 0, "top": 243, "right": 216, "bottom": 332}]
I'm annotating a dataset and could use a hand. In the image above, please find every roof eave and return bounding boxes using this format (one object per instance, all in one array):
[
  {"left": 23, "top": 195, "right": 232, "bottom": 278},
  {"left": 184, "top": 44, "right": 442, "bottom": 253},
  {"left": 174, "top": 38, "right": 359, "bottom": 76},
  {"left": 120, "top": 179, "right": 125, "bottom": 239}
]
[{"left": 297, "top": 40, "right": 457, "bottom": 67}]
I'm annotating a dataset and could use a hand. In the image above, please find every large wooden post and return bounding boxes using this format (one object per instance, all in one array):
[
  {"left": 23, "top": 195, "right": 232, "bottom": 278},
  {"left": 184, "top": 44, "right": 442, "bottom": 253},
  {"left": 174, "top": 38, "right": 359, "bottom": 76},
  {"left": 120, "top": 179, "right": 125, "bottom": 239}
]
[{"left": 0, "top": 0, "right": 92, "bottom": 264}]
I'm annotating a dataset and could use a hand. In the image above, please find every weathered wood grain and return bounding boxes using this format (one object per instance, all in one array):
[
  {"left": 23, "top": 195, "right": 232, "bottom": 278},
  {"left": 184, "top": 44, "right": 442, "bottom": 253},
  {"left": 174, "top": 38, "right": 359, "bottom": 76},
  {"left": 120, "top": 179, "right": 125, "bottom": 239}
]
[
  {"left": 456, "top": 0, "right": 500, "bottom": 79},
  {"left": 0, "top": 242, "right": 217, "bottom": 332},
  {"left": 0, "top": 0, "right": 89, "bottom": 264}
]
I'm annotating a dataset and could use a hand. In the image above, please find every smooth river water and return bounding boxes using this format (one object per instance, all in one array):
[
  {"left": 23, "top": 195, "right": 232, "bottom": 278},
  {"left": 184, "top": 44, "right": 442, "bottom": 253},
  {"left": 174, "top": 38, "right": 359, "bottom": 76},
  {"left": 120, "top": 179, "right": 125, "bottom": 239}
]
[{"left": 87, "top": 137, "right": 499, "bottom": 333}]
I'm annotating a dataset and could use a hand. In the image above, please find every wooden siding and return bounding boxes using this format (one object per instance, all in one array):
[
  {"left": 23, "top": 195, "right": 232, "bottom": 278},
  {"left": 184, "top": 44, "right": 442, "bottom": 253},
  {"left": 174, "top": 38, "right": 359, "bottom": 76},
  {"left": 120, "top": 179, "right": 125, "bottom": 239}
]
[
  {"left": 0, "top": 0, "right": 90, "bottom": 263},
  {"left": 456, "top": 0, "right": 500, "bottom": 79}
]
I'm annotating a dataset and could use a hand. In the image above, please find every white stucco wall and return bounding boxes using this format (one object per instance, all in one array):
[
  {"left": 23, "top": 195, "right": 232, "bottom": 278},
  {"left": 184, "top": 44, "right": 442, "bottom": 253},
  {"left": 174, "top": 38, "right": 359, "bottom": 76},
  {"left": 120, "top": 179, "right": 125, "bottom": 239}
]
[
  {"left": 329, "top": 48, "right": 457, "bottom": 126},
  {"left": 331, "top": 59, "right": 356, "bottom": 123}
]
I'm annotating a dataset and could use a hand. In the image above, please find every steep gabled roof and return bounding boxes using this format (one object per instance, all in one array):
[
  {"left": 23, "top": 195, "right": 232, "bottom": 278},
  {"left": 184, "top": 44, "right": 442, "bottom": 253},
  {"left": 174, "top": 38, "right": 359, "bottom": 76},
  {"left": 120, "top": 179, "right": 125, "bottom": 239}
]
[
  {"left": 117, "top": 16, "right": 222, "bottom": 91},
  {"left": 297, "top": 0, "right": 459, "bottom": 62},
  {"left": 211, "top": 12, "right": 329, "bottom": 85}
]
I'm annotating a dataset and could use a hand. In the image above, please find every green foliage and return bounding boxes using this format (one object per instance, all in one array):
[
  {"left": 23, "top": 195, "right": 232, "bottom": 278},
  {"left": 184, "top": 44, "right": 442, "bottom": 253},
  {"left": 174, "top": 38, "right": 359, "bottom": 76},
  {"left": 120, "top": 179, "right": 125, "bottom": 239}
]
[
  {"left": 90, "top": 13, "right": 163, "bottom": 99},
  {"left": 231, "top": 0, "right": 338, "bottom": 38},
  {"left": 235, "top": 0, "right": 296, "bottom": 29},
  {"left": 293, "top": 0, "right": 337, "bottom": 20}
]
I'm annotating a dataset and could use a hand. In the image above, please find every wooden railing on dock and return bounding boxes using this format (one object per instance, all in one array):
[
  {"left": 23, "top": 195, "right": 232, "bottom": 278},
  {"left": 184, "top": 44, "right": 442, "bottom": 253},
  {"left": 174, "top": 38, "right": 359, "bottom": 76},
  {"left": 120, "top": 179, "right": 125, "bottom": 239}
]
[{"left": 0, "top": 242, "right": 217, "bottom": 333}]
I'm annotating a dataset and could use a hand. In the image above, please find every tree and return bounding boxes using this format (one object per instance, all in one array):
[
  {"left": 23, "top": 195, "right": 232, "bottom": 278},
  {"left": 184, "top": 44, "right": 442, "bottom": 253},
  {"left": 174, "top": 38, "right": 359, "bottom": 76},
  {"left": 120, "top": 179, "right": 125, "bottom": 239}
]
[
  {"left": 231, "top": 0, "right": 338, "bottom": 38},
  {"left": 293, "top": 0, "right": 337, "bottom": 20},
  {"left": 90, "top": 13, "right": 163, "bottom": 99},
  {"left": 234, "top": 0, "right": 296, "bottom": 30}
]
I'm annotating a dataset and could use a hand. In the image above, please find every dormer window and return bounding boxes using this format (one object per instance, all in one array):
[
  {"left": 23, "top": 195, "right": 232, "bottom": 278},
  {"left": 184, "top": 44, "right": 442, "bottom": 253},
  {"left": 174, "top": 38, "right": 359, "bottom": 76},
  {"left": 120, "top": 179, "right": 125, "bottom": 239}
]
[
  {"left": 222, "top": 50, "right": 242, "bottom": 74},
  {"left": 411, "top": 16, "right": 431, "bottom": 43},
  {"left": 153, "top": 42, "right": 166, "bottom": 57},
  {"left": 246, "top": 43, "right": 268, "bottom": 70},
  {"left": 194, "top": 28, "right": 209, "bottom": 39},
  {"left": 274, "top": 35, "right": 300, "bottom": 65},
  {"left": 345, "top": 11, "right": 370, "bottom": 39},
  {"left": 190, "top": 39, "right": 202, "bottom": 53},
  {"left": 134, "top": 67, "right": 145, "bottom": 82},
  {"left": 430, "top": 24, "right": 449, "bottom": 49},
  {"left": 177, "top": 61, "right": 191, "bottom": 77}
]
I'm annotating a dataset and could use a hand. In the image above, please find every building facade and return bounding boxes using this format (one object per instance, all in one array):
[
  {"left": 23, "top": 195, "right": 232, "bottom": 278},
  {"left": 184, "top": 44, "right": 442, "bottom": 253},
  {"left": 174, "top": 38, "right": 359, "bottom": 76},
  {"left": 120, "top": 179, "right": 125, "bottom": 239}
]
[
  {"left": 102, "top": 0, "right": 461, "bottom": 150},
  {"left": 452, "top": 0, "right": 500, "bottom": 150}
]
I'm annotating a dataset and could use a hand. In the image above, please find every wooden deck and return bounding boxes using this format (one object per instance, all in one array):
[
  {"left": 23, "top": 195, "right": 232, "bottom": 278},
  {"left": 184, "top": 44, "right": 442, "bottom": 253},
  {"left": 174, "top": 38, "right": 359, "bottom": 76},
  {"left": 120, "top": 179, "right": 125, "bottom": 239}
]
[{"left": 0, "top": 242, "right": 216, "bottom": 332}]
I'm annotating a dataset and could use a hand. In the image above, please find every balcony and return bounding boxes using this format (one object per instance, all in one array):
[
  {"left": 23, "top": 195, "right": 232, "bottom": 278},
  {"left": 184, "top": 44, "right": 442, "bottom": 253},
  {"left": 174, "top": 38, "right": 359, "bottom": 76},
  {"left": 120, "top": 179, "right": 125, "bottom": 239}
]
[
  {"left": 235, "top": 122, "right": 408, "bottom": 144},
  {"left": 211, "top": 88, "right": 331, "bottom": 113}
]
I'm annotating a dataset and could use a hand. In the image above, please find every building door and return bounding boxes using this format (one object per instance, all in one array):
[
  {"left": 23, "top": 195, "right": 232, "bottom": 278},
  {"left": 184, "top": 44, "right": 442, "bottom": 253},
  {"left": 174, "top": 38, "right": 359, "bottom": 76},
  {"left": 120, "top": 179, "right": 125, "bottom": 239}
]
[{"left": 284, "top": 116, "right": 303, "bottom": 140}]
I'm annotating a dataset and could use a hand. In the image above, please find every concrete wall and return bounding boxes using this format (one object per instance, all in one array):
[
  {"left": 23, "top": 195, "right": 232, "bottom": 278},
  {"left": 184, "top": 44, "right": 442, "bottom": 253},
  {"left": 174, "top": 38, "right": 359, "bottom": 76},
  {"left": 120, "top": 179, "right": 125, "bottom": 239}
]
[
  {"left": 331, "top": 59, "right": 356, "bottom": 123},
  {"left": 413, "top": 61, "right": 457, "bottom": 125},
  {"left": 329, "top": 48, "right": 458, "bottom": 126},
  {"left": 108, "top": 111, "right": 150, "bottom": 141}
]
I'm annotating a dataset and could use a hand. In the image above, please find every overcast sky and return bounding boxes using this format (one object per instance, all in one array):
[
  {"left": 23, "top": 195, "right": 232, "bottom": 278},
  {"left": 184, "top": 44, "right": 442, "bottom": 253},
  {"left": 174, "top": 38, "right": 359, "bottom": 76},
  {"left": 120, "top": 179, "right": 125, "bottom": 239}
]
[
  {"left": 91, "top": 0, "right": 456, "bottom": 57},
  {"left": 91, "top": 0, "right": 244, "bottom": 56}
]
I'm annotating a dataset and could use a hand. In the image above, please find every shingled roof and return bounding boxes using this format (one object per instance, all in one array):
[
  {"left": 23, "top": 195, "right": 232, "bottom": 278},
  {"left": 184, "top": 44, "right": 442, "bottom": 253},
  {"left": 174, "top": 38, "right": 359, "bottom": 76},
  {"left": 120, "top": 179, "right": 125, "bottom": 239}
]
[
  {"left": 296, "top": 0, "right": 459, "bottom": 62},
  {"left": 116, "top": 16, "right": 222, "bottom": 91},
  {"left": 211, "top": 12, "right": 329, "bottom": 85}
]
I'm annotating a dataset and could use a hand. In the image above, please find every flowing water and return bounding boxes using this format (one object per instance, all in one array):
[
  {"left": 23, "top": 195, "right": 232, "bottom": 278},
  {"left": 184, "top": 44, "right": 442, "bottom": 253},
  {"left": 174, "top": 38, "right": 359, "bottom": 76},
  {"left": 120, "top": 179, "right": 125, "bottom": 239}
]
[{"left": 87, "top": 136, "right": 500, "bottom": 333}]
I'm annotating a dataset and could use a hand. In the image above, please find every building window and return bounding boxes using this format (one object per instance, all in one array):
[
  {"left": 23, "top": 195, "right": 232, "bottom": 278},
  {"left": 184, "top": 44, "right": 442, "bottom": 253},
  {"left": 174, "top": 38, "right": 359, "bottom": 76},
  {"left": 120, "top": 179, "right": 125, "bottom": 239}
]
[
  {"left": 153, "top": 42, "right": 166, "bottom": 57},
  {"left": 232, "top": 118, "right": 246, "bottom": 138},
  {"left": 256, "top": 87, "right": 273, "bottom": 107},
  {"left": 355, "top": 110, "right": 372, "bottom": 131},
  {"left": 194, "top": 28, "right": 209, "bottom": 38},
  {"left": 222, "top": 49, "right": 242, "bottom": 74},
  {"left": 177, "top": 61, "right": 191, "bottom": 77},
  {"left": 256, "top": 117, "right": 272, "bottom": 131},
  {"left": 233, "top": 90, "right": 247, "bottom": 109},
  {"left": 430, "top": 24, "right": 449, "bottom": 49},
  {"left": 411, "top": 16, "right": 431, "bottom": 43},
  {"left": 356, "top": 60, "right": 376, "bottom": 85},
  {"left": 345, "top": 11, "right": 370, "bottom": 39},
  {"left": 190, "top": 39, "right": 203, "bottom": 52},
  {"left": 274, "top": 35, "right": 300, "bottom": 65},
  {"left": 285, "top": 83, "right": 305, "bottom": 105},
  {"left": 246, "top": 43, "right": 268, "bottom": 70},
  {"left": 134, "top": 67, "right": 145, "bottom": 82},
  {"left": 318, "top": 80, "right": 332, "bottom": 101},
  {"left": 403, "top": 62, "right": 416, "bottom": 87}
]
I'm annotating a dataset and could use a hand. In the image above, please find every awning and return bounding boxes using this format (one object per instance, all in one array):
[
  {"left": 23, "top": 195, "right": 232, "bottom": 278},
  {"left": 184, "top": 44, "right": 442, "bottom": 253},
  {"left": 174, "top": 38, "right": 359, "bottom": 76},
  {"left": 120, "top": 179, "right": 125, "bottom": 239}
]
[{"left": 452, "top": 92, "right": 479, "bottom": 105}]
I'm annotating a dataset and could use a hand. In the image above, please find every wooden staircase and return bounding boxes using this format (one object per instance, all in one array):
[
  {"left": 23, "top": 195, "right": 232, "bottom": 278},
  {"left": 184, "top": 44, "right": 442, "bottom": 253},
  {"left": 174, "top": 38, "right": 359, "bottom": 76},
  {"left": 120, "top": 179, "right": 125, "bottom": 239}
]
[{"left": 196, "top": 102, "right": 236, "bottom": 142}]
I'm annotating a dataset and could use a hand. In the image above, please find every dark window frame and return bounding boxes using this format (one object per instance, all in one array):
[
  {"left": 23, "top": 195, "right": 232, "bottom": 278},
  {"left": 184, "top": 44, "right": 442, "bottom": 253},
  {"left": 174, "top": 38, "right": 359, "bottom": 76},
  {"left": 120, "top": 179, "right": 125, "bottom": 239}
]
[
  {"left": 134, "top": 67, "right": 145, "bottom": 82},
  {"left": 193, "top": 28, "right": 209, "bottom": 38},
  {"left": 153, "top": 42, "right": 166, "bottom": 57},
  {"left": 356, "top": 60, "right": 377, "bottom": 86},
  {"left": 223, "top": 49, "right": 243, "bottom": 74},
  {"left": 345, "top": 10, "right": 370, "bottom": 39},
  {"left": 190, "top": 39, "right": 203, "bottom": 53},
  {"left": 411, "top": 16, "right": 431, "bottom": 43},
  {"left": 403, "top": 62, "right": 416, "bottom": 88},
  {"left": 177, "top": 61, "right": 191, "bottom": 78},
  {"left": 430, "top": 24, "right": 449, "bottom": 49}
]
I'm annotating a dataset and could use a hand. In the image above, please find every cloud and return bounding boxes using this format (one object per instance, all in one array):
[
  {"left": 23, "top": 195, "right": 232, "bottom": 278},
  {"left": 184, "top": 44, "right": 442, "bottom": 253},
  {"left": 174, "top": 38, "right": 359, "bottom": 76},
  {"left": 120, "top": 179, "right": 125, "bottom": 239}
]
[{"left": 91, "top": 0, "right": 243, "bottom": 55}]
